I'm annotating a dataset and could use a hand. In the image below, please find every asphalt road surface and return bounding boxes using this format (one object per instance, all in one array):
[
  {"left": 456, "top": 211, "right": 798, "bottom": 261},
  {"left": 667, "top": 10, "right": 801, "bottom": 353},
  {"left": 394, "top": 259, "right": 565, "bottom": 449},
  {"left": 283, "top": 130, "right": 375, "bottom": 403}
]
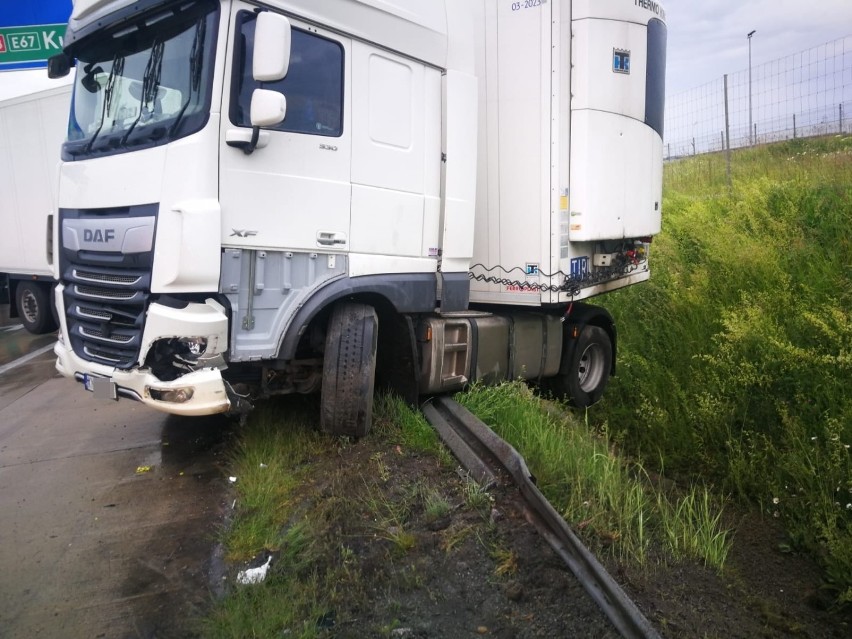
[{"left": 0, "top": 306, "right": 229, "bottom": 638}]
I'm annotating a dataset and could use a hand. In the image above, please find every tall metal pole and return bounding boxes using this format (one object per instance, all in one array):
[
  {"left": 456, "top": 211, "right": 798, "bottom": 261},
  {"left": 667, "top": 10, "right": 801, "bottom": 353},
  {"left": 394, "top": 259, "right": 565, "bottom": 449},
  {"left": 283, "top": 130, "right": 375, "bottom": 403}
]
[
  {"left": 724, "top": 74, "right": 732, "bottom": 191},
  {"left": 748, "top": 30, "right": 756, "bottom": 146}
]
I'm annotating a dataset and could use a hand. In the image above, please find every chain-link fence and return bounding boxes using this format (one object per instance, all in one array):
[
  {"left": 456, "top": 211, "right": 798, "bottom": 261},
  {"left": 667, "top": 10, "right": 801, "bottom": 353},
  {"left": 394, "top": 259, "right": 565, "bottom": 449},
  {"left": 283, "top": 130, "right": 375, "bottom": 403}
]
[{"left": 665, "top": 35, "right": 852, "bottom": 159}]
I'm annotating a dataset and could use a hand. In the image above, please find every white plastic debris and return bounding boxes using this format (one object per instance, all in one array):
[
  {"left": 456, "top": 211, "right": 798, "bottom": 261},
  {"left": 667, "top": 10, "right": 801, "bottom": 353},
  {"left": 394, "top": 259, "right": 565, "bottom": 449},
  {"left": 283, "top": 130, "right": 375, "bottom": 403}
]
[
  {"left": 228, "top": 476, "right": 237, "bottom": 483},
  {"left": 259, "top": 463, "right": 268, "bottom": 469},
  {"left": 237, "top": 556, "right": 272, "bottom": 585}
]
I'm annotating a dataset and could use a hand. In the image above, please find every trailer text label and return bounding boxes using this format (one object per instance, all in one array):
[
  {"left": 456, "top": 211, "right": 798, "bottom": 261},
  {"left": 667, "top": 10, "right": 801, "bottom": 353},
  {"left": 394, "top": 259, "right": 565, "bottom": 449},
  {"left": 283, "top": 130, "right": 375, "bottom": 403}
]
[
  {"left": 510, "top": 0, "right": 546, "bottom": 11},
  {"left": 634, "top": 0, "right": 666, "bottom": 21},
  {"left": 570, "top": 257, "right": 590, "bottom": 278}
]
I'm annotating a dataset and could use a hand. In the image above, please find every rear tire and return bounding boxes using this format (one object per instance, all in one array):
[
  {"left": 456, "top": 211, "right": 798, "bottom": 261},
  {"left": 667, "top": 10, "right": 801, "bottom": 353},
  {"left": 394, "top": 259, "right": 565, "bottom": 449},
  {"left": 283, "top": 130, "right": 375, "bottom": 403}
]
[
  {"left": 15, "top": 281, "right": 57, "bottom": 335},
  {"left": 545, "top": 325, "right": 612, "bottom": 408},
  {"left": 320, "top": 303, "right": 379, "bottom": 438}
]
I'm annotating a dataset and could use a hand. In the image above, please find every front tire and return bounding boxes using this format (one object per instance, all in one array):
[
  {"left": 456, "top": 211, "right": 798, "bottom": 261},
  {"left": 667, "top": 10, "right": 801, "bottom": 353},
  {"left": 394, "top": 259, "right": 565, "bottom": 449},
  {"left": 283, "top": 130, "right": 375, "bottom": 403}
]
[
  {"left": 320, "top": 303, "right": 379, "bottom": 438},
  {"left": 15, "top": 281, "right": 57, "bottom": 335}
]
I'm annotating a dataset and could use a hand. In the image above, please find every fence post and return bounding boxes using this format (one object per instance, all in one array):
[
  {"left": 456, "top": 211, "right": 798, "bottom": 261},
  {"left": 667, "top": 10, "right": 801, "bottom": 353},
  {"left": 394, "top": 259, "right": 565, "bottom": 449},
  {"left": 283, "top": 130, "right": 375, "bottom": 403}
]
[
  {"left": 793, "top": 113, "right": 797, "bottom": 139},
  {"left": 692, "top": 138, "right": 696, "bottom": 155},
  {"left": 754, "top": 123, "right": 758, "bottom": 145},
  {"left": 841, "top": 104, "right": 844, "bottom": 134},
  {"left": 723, "top": 74, "right": 732, "bottom": 191},
  {"left": 667, "top": 143, "right": 670, "bottom": 160}
]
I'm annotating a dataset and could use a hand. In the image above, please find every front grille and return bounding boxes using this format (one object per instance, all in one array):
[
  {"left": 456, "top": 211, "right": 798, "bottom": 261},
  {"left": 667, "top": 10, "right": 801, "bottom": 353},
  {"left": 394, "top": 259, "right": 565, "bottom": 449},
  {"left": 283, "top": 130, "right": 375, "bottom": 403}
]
[
  {"left": 74, "top": 284, "right": 139, "bottom": 301},
  {"left": 60, "top": 208, "right": 155, "bottom": 370},
  {"left": 76, "top": 306, "right": 111, "bottom": 321},
  {"left": 79, "top": 326, "right": 135, "bottom": 344},
  {"left": 66, "top": 271, "right": 148, "bottom": 367},
  {"left": 83, "top": 346, "right": 125, "bottom": 365},
  {"left": 73, "top": 269, "right": 141, "bottom": 286}
]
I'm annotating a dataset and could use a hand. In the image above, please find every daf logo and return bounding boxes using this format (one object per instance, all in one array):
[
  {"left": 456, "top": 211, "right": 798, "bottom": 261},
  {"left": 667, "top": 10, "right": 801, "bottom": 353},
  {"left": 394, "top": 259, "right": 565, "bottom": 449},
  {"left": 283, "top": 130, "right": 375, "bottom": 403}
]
[
  {"left": 230, "top": 229, "right": 258, "bottom": 238},
  {"left": 319, "top": 144, "right": 338, "bottom": 152},
  {"left": 83, "top": 229, "right": 116, "bottom": 243}
]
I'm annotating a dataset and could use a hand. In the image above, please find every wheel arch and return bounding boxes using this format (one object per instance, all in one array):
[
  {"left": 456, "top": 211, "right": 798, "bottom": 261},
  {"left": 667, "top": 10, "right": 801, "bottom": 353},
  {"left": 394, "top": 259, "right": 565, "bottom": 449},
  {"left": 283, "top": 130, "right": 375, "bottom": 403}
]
[
  {"left": 276, "top": 273, "right": 436, "bottom": 360},
  {"left": 279, "top": 274, "right": 428, "bottom": 409}
]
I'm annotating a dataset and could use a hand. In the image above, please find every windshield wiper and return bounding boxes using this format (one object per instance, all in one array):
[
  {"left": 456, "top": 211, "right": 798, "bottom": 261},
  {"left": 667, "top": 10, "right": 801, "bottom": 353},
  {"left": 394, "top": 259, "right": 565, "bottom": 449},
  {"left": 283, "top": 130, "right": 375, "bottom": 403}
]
[
  {"left": 85, "top": 53, "right": 124, "bottom": 153},
  {"left": 120, "top": 39, "right": 164, "bottom": 146},
  {"left": 169, "top": 17, "right": 207, "bottom": 138}
]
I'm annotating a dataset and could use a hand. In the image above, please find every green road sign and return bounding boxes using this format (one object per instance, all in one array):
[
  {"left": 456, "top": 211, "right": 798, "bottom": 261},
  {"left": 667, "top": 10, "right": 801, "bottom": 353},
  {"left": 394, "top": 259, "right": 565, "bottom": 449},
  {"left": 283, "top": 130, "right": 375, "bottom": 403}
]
[{"left": 0, "top": 24, "right": 66, "bottom": 68}]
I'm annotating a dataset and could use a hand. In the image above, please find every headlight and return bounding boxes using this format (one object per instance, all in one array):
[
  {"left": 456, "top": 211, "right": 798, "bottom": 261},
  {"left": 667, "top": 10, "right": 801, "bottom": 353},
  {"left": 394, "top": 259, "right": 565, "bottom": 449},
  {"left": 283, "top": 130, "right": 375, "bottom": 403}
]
[
  {"left": 146, "top": 337, "right": 213, "bottom": 381},
  {"left": 177, "top": 337, "right": 208, "bottom": 360}
]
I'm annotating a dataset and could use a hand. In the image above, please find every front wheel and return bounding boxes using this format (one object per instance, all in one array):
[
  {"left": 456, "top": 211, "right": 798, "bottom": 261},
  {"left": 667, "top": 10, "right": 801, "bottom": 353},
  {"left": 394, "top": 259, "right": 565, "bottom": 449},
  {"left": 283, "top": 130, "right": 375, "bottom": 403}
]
[
  {"left": 320, "top": 303, "right": 379, "bottom": 438},
  {"left": 15, "top": 281, "right": 57, "bottom": 335},
  {"left": 544, "top": 325, "right": 612, "bottom": 408}
]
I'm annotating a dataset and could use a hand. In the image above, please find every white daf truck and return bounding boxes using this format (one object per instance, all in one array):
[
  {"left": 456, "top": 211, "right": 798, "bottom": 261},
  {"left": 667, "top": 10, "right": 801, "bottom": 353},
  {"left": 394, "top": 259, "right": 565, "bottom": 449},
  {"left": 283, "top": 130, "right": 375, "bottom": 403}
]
[
  {"left": 48, "top": 0, "right": 666, "bottom": 436},
  {"left": 0, "top": 84, "right": 72, "bottom": 334}
]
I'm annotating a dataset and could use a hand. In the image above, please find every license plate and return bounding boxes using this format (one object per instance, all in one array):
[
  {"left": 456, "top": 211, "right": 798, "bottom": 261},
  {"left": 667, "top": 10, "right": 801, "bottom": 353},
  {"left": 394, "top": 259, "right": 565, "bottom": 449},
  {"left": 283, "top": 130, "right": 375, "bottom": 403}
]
[{"left": 83, "top": 374, "right": 118, "bottom": 400}]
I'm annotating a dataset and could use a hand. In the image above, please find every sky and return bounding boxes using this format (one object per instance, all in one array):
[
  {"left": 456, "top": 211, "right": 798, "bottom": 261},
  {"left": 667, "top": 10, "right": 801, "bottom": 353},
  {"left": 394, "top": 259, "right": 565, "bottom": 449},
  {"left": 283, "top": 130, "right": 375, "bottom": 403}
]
[
  {"left": 665, "top": 0, "right": 852, "bottom": 95},
  {"left": 1, "top": 1, "right": 851, "bottom": 100}
]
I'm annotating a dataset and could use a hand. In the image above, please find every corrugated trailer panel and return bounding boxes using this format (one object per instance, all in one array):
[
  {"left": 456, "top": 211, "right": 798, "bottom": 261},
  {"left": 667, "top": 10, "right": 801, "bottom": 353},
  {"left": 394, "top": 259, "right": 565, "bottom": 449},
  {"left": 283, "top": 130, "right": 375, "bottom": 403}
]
[{"left": 0, "top": 86, "right": 70, "bottom": 277}]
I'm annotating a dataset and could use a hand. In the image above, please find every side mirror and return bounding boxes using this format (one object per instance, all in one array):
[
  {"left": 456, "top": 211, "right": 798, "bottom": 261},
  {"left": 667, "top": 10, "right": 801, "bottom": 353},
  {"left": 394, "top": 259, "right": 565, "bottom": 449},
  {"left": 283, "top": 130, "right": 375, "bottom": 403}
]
[
  {"left": 250, "top": 89, "right": 287, "bottom": 127},
  {"left": 47, "top": 53, "right": 72, "bottom": 79},
  {"left": 253, "top": 12, "right": 292, "bottom": 82},
  {"left": 231, "top": 89, "right": 286, "bottom": 155}
]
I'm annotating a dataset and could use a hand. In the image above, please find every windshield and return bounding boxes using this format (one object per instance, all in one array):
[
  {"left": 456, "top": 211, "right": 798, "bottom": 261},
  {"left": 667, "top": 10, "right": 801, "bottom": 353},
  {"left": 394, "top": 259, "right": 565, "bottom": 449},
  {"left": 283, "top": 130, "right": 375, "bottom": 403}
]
[{"left": 63, "top": 0, "right": 218, "bottom": 161}]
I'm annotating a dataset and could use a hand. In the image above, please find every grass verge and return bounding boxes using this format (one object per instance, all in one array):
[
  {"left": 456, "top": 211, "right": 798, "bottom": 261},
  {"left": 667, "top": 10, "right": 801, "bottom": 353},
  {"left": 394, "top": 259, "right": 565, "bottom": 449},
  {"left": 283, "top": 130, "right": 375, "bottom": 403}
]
[{"left": 457, "top": 381, "right": 732, "bottom": 570}]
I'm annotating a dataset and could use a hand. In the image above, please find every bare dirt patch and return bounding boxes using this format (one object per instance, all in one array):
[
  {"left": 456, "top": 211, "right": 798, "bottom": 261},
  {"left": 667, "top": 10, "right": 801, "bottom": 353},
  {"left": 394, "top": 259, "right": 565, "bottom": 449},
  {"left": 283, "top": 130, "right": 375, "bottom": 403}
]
[
  {"left": 618, "top": 507, "right": 851, "bottom": 639},
  {"left": 215, "top": 408, "right": 850, "bottom": 638},
  {"left": 248, "top": 435, "right": 619, "bottom": 637}
]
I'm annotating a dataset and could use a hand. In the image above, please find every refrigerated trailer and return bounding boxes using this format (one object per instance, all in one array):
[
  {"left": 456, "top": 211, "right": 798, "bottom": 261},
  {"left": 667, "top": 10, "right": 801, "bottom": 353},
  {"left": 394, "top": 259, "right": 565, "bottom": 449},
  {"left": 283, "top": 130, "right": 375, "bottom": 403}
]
[
  {"left": 48, "top": 0, "right": 666, "bottom": 436},
  {"left": 0, "top": 84, "right": 72, "bottom": 333}
]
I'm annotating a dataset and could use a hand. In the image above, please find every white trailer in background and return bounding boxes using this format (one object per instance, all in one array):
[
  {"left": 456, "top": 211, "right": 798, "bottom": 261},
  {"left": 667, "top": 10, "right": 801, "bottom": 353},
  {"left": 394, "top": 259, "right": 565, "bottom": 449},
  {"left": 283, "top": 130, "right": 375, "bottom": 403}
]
[
  {"left": 47, "top": 0, "right": 667, "bottom": 435},
  {"left": 0, "top": 84, "right": 72, "bottom": 333}
]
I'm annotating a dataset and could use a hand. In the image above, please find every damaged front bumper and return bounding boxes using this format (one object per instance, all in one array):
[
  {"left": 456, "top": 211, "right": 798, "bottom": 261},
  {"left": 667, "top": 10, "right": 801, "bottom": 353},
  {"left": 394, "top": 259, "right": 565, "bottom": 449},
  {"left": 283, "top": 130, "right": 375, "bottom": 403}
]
[{"left": 54, "top": 292, "right": 238, "bottom": 417}]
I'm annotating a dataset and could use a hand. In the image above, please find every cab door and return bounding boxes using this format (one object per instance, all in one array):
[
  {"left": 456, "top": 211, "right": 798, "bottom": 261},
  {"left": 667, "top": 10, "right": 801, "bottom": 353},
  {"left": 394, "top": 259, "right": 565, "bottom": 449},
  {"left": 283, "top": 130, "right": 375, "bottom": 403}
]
[{"left": 219, "top": 4, "right": 351, "bottom": 254}]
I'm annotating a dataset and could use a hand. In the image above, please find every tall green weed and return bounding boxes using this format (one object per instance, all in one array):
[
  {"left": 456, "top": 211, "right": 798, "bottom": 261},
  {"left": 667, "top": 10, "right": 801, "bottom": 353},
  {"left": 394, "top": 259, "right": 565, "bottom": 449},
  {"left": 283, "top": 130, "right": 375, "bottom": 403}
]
[{"left": 597, "top": 136, "right": 852, "bottom": 604}]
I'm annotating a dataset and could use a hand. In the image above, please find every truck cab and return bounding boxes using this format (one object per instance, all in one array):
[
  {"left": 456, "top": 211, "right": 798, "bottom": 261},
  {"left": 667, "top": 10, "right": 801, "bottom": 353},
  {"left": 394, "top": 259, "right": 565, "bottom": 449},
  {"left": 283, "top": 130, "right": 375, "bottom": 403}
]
[{"left": 50, "top": 0, "right": 666, "bottom": 435}]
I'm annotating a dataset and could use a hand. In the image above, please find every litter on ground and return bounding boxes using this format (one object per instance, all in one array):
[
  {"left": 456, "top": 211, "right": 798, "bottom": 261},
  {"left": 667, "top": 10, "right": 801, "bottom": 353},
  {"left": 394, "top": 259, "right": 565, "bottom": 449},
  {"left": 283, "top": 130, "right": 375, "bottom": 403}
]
[{"left": 237, "top": 556, "right": 272, "bottom": 585}]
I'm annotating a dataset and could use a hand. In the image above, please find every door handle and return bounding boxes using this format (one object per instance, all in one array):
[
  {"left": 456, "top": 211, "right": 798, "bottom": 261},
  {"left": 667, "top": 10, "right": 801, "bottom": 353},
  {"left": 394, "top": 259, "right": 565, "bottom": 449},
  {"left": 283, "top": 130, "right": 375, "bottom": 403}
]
[{"left": 316, "top": 231, "right": 347, "bottom": 246}]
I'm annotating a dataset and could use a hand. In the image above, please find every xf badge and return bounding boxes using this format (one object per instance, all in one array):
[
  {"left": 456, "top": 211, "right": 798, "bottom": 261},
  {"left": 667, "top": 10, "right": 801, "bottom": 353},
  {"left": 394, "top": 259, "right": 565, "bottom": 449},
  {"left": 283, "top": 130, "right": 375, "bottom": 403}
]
[{"left": 230, "top": 229, "right": 258, "bottom": 238}]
